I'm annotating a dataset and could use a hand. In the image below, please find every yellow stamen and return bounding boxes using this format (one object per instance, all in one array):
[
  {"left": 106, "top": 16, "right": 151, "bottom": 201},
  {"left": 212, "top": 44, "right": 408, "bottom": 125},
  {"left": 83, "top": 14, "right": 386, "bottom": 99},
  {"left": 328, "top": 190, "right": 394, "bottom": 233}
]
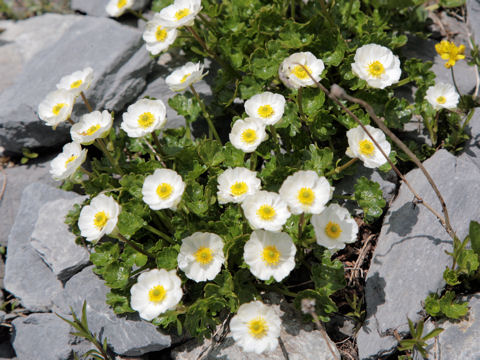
[
  {"left": 359, "top": 139, "right": 375, "bottom": 156},
  {"left": 64, "top": 155, "right": 77, "bottom": 167},
  {"left": 80, "top": 124, "right": 101, "bottom": 136},
  {"left": 148, "top": 285, "right": 166, "bottom": 303},
  {"left": 70, "top": 80, "right": 83, "bottom": 89},
  {"left": 257, "top": 105, "right": 274, "bottom": 118},
  {"left": 156, "top": 183, "right": 173, "bottom": 200},
  {"left": 175, "top": 8, "right": 191, "bottom": 20},
  {"left": 180, "top": 73, "right": 191, "bottom": 83},
  {"left": 194, "top": 247, "right": 213, "bottom": 265},
  {"left": 248, "top": 317, "right": 268, "bottom": 339},
  {"left": 155, "top": 26, "right": 168, "bottom": 42},
  {"left": 436, "top": 96, "right": 446, "bottom": 104},
  {"left": 230, "top": 181, "right": 248, "bottom": 196},
  {"left": 262, "top": 245, "right": 280, "bottom": 266},
  {"left": 291, "top": 64, "right": 311, "bottom": 79},
  {"left": 93, "top": 211, "right": 109, "bottom": 229},
  {"left": 257, "top": 205, "right": 276, "bottom": 221},
  {"left": 367, "top": 61, "right": 385, "bottom": 78},
  {"left": 137, "top": 112, "right": 155, "bottom": 129},
  {"left": 117, "top": 0, "right": 127, "bottom": 8},
  {"left": 297, "top": 187, "right": 314, "bottom": 206},
  {"left": 241, "top": 129, "right": 257, "bottom": 144},
  {"left": 325, "top": 221, "right": 342, "bottom": 239},
  {"left": 52, "top": 103, "right": 66, "bottom": 115}
]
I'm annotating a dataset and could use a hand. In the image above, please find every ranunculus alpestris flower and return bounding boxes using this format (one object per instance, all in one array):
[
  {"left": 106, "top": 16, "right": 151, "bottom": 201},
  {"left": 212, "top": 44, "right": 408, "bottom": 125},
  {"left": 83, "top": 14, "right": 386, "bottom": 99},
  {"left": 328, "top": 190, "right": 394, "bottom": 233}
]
[
  {"left": 106, "top": 0, "right": 134, "bottom": 17},
  {"left": 345, "top": 124, "right": 391, "bottom": 169},
  {"left": 229, "top": 118, "right": 267, "bottom": 153},
  {"left": 241, "top": 191, "right": 291, "bottom": 232},
  {"left": 56, "top": 67, "right": 93, "bottom": 97},
  {"left": 142, "top": 168, "right": 186, "bottom": 210},
  {"left": 435, "top": 40, "right": 465, "bottom": 68},
  {"left": 49, "top": 142, "right": 87, "bottom": 181},
  {"left": 351, "top": 44, "right": 401, "bottom": 89},
  {"left": 71, "top": 110, "right": 113, "bottom": 145},
  {"left": 165, "top": 62, "right": 206, "bottom": 92},
  {"left": 143, "top": 15, "right": 178, "bottom": 55},
  {"left": 279, "top": 52, "right": 324, "bottom": 89},
  {"left": 244, "top": 92, "right": 286, "bottom": 126},
  {"left": 121, "top": 99, "right": 167, "bottom": 138},
  {"left": 78, "top": 194, "right": 121, "bottom": 242},
  {"left": 217, "top": 167, "right": 261, "bottom": 204},
  {"left": 425, "top": 82, "right": 459, "bottom": 110},
  {"left": 38, "top": 89, "right": 75, "bottom": 128},
  {"left": 156, "top": 0, "right": 202, "bottom": 28}
]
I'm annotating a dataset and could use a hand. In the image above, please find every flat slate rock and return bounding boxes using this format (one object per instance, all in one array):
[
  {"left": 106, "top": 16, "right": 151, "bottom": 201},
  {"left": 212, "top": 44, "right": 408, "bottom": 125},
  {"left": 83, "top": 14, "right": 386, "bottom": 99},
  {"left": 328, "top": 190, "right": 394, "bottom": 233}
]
[
  {"left": 463, "top": 108, "right": 480, "bottom": 169},
  {"left": 172, "top": 301, "right": 340, "bottom": 360},
  {"left": 467, "top": 0, "right": 480, "bottom": 47},
  {"left": 357, "top": 150, "right": 480, "bottom": 359},
  {"left": 71, "top": 0, "right": 150, "bottom": 17},
  {"left": 53, "top": 266, "right": 171, "bottom": 356},
  {"left": 4, "top": 183, "right": 78, "bottom": 312},
  {"left": 0, "top": 158, "right": 56, "bottom": 247},
  {"left": 0, "top": 15, "right": 153, "bottom": 154},
  {"left": 30, "top": 196, "right": 90, "bottom": 282},
  {"left": 12, "top": 313, "right": 72, "bottom": 360}
]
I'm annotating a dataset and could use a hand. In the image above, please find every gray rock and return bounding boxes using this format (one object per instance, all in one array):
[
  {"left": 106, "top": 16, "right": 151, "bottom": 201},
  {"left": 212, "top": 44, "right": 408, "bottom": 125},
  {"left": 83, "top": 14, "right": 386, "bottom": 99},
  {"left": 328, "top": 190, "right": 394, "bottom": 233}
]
[
  {"left": 356, "top": 150, "right": 480, "bottom": 359},
  {"left": 11, "top": 313, "right": 72, "bottom": 360},
  {"left": 463, "top": 108, "right": 480, "bottom": 169},
  {"left": 0, "top": 14, "right": 82, "bottom": 94},
  {"left": 0, "top": 339, "right": 15, "bottom": 359},
  {"left": 4, "top": 183, "right": 78, "bottom": 311},
  {"left": 467, "top": 0, "right": 480, "bottom": 47},
  {"left": 53, "top": 266, "right": 171, "bottom": 356},
  {"left": 71, "top": 0, "right": 150, "bottom": 18},
  {"left": 30, "top": 196, "right": 90, "bottom": 282},
  {"left": 0, "top": 158, "right": 56, "bottom": 247},
  {"left": 172, "top": 301, "right": 340, "bottom": 360},
  {"left": 0, "top": 15, "right": 154, "bottom": 154}
]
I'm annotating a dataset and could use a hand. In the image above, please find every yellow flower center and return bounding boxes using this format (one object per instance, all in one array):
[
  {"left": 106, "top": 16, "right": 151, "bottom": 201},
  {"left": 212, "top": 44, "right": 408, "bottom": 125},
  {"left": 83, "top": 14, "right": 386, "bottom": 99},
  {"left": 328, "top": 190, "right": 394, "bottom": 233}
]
[
  {"left": 257, "top": 105, "right": 274, "bottom": 118},
  {"left": 257, "top": 205, "right": 276, "bottom": 221},
  {"left": 180, "top": 73, "right": 191, "bottom": 83},
  {"left": 436, "top": 96, "right": 446, "bottom": 104},
  {"left": 262, "top": 245, "right": 280, "bottom": 266},
  {"left": 194, "top": 246, "right": 213, "bottom": 265},
  {"left": 435, "top": 40, "right": 465, "bottom": 68},
  {"left": 70, "top": 80, "right": 83, "bottom": 89},
  {"left": 156, "top": 183, "right": 173, "bottom": 200},
  {"left": 148, "top": 285, "right": 166, "bottom": 303},
  {"left": 367, "top": 61, "right": 385, "bottom": 78},
  {"left": 248, "top": 317, "right": 268, "bottom": 339},
  {"left": 291, "top": 64, "right": 311, "bottom": 79},
  {"left": 52, "top": 103, "right": 66, "bottom": 115},
  {"left": 230, "top": 181, "right": 248, "bottom": 196},
  {"left": 93, "top": 211, "right": 109, "bottom": 229},
  {"left": 117, "top": 0, "right": 127, "bottom": 8},
  {"left": 80, "top": 124, "right": 101, "bottom": 136},
  {"left": 325, "top": 221, "right": 342, "bottom": 239},
  {"left": 155, "top": 26, "right": 168, "bottom": 42},
  {"left": 359, "top": 139, "right": 375, "bottom": 156},
  {"left": 137, "top": 112, "right": 155, "bottom": 129},
  {"left": 241, "top": 129, "right": 257, "bottom": 144},
  {"left": 64, "top": 155, "right": 78, "bottom": 167},
  {"left": 175, "top": 8, "right": 191, "bottom": 20},
  {"left": 297, "top": 187, "right": 314, "bottom": 206}
]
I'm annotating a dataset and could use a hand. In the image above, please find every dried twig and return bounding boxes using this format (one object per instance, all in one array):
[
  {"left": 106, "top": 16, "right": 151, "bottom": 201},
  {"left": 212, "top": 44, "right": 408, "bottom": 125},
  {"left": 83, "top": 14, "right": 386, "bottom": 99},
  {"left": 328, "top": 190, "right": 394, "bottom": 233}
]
[
  {"left": 0, "top": 167, "right": 6, "bottom": 203},
  {"left": 348, "top": 234, "right": 374, "bottom": 285}
]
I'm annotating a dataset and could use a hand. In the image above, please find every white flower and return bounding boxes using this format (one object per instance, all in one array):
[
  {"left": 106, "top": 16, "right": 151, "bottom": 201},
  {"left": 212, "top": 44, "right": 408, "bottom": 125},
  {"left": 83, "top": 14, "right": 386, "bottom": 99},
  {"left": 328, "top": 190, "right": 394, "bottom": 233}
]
[
  {"left": 106, "top": 0, "right": 134, "bottom": 17},
  {"left": 130, "top": 269, "right": 183, "bottom": 321},
  {"left": 241, "top": 191, "right": 291, "bottom": 232},
  {"left": 156, "top": 0, "right": 202, "bottom": 28},
  {"left": 244, "top": 230, "right": 296, "bottom": 282},
  {"left": 229, "top": 118, "right": 267, "bottom": 153},
  {"left": 351, "top": 44, "right": 401, "bottom": 89},
  {"left": 38, "top": 89, "right": 75, "bottom": 128},
  {"left": 217, "top": 167, "right": 261, "bottom": 204},
  {"left": 143, "top": 15, "right": 178, "bottom": 55},
  {"left": 56, "top": 67, "right": 94, "bottom": 97},
  {"left": 177, "top": 232, "right": 225, "bottom": 282},
  {"left": 425, "top": 82, "right": 459, "bottom": 110},
  {"left": 345, "top": 125, "right": 391, "bottom": 169},
  {"left": 244, "top": 92, "right": 286, "bottom": 126},
  {"left": 142, "top": 168, "right": 186, "bottom": 210},
  {"left": 311, "top": 204, "right": 358, "bottom": 250},
  {"left": 165, "top": 62, "right": 206, "bottom": 92},
  {"left": 78, "top": 194, "right": 121, "bottom": 242},
  {"left": 230, "top": 300, "right": 281, "bottom": 354},
  {"left": 49, "top": 142, "right": 87, "bottom": 181},
  {"left": 279, "top": 170, "right": 333, "bottom": 215},
  {"left": 279, "top": 52, "right": 325, "bottom": 89},
  {"left": 71, "top": 110, "right": 113, "bottom": 145},
  {"left": 121, "top": 99, "right": 167, "bottom": 138}
]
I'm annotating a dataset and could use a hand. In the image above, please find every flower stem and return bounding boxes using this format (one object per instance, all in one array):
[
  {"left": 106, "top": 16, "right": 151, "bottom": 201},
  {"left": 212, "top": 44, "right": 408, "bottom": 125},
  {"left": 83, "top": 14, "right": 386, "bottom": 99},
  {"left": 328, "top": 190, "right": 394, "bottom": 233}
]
[
  {"left": 127, "top": 8, "right": 148, "bottom": 21},
  {"left": 117, "top": 233, "right": 155, "bottom": 260},
  {"left": 269, "top": 125, "right": 281, "bottom": 153},
  {"left": 79, "top": 167, "right": 92, "bottom": 177},
  {"left": 290, "top": 0, "right": 295, "bottom": 19},
  {"left": 144, "top": 224, "right": 174, "bottom": 244},
  {"left": 156, "top": 211, "right": 174, "bottom": 232},
  {"left": 298, "top": 213, "right": 305, "bottom": 240},
  {"left": 393, "top": 76, "right": 412, "bottom": 88},
  {"left": 325, "top": 158, "right": 358, "bottom": 177},
  {"left": 80, "top": 91, "right": 93, "bottom": 112},
  {"left": 190, "top": 85, "right": 221, "bottom": 142},
  {"left": 450, "top": 67, "right": 461, "bottom": 98},
  {"left": 250, "top": 152, "right": 257, "bottom": 171},
  {"left": 297, "top": 87, "right": 307, "bottom": 122},
  {"left": 96, "top": 138, "right": 123, "bottom": 174},
  {"left": 151, "top": 132, "right": 166, "bottom": 166}
]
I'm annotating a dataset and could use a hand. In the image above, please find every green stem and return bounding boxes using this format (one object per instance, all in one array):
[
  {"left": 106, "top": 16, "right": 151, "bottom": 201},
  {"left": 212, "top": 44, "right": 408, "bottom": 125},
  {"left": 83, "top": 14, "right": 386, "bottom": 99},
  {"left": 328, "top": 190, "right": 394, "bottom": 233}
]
[
  {"left": 151, "top": 132, "right": 166, "bottom": 166},
  {"left": 318, "top": 0, "right": 336, "bottom": 30},
  {"left": 144, "top": 224, "right": 174, "bottom": 244},
  {"left": 80, "top": 91, "right": 93, "bottom": 112},
  {"left": 298, "top": 213, "right": 305, "bottom": 240},
  {"left": 156, "top": 211, "right": 174, "bottom": 232},
  {"left": 297, "top": 87, "right": 307, "bottom": 122},
  {"left": 127, "top": 9, "right": 148, "bottom": 21},
  {"left": 325, "top": 158, "right": 358, "bottom": 177},
  {"left": 250, "top": 152, "right": 258, "bottom": 171},
  {"left": 393, "top": 77, "right": 412, "bottom": 88},
  {"left": 78, "top": 167, "right": 92, "bottom": 177},
  {"left": 190, "top": 85, "right": 221, "bottom": 142},
  {"left": 290, "top": 0, "right": 295, "bottom": 19},
  {"left": 269, "top": 125, "right": 281, "bottom": 153},
  {"left": 197, "top": 12, "right": 217, "bottom": 34},
  {"left": 117, "top": 233, "right": 155, "bottom": 260},
  {"left": 96, "top": 138, "right": 123, "bottom": 174}
]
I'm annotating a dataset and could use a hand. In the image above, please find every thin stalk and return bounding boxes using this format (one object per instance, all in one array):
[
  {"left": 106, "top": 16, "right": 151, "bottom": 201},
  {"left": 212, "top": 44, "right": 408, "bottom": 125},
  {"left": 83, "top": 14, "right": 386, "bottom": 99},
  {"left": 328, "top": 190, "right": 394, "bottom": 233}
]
[
  {"left": 325, "top": 158, "right": 358, "bottom": 177},
  {"left": 250, "top": 152, "right": 257, "bottom": 171},
  {"left": 156, "top": 211, "right": 174, "bottom": 232},
  {"left": 151, "top": 132, "right": 166, "bottom": 166},
  {"left": 450, "top": 67, "right": 461, "bottom": 102},
  {"left": 117, "top": 233, "right": 155, "bottom": 260},
  {"left": 318, "top": 0, "right": 336, "bottom": 30},
  {"left": 392, "top": 77, "right": 412, "bottom": 88},
  {"left": 269, "top": 125, "right": 281, "bottom": 153},
  {"left": 190, "top": 85, "right": 221, "bottom": 142},
  {"left": 197, "top": 12, "right": 217, "bottom": 34},
  {"left": 96, "top": 138, "right": 123, "bottom": 175},
  {"left": 80, "top": 91, "right": 93, "bottom": 112},
  {"left": 298, "top": 213, "right": 305, "bottom": 240},
  {"left": 290, "top": 0, "right": 295, "bottom": 19},
  {"left": 297, "top": 87, "right": 307, "bottom": 122},
  {"left": 127, "top": 8, "right": 148, "bottom": 21},
  {"left": 144, "top": 224, "right": 174, "bottom": 244},
  {"left": 432, "top": 111, "right": 440, "bottom": 146},
  {"left": 78, "top": 167, "right": 93, "bottom": 177}
]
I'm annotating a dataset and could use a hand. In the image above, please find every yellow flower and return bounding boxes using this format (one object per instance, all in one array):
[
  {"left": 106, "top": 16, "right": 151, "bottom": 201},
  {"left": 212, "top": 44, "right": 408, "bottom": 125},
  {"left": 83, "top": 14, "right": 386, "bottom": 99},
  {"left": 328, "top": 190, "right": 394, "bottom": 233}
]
[{"left": 435, "top": 41, "right": 465, "bottom": 68}]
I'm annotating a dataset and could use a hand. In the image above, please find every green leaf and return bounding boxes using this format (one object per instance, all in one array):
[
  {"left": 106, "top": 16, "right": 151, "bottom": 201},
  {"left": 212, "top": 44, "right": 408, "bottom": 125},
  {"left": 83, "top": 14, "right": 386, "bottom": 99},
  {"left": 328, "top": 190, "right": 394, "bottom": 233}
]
[
  {"left": 223, "top": 143, "right": 245, "bottom": 167},
  {"left": 457, "top": 249, "right": 479, "bottom": 276},
  {"left": 103, "top": 263, "right": 130, "bottom": 289},
  {"left": 117, "top": 211, "right": 146, "bottom": 237},
  {"left": 168, "top": 93, "right": 202, "bottom": 124},
  {"left": 301, "top": 88, "right": 325, "bottom": 118},
  {"left": 443, "top": 267, "right": 460, "bottom": 286},
  {"left": 184, "top": 182, "right": 209, "bottom": 217},
  {"left": 354, "top": 177, "right": 386, "bottom": 223},
  {"left": 119, "top": 174, "right": 145, "bottom": 199},
  {"left": 469, "top": 221, "right": 480, "bottom": 256},
  {"left": 155, "top": 247, "right": 178, "bottom": 270},
  {"left": 90, "top": 243, "right": 120, "bottom": 268},
  {"left": 250, "top": 48, "right": 279, "bottom": 80},
  {"left": 422, "top": 327, "right": 444, "bottom": 341},
  {"left": 197, "top": 139, "right": 225, "bottom": 167},
  {"left": 439, "top": 291, "right": 469, "bottom": 319},
  {"left": 106, "top": 291, "right": 134, "bottom": 314}
]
